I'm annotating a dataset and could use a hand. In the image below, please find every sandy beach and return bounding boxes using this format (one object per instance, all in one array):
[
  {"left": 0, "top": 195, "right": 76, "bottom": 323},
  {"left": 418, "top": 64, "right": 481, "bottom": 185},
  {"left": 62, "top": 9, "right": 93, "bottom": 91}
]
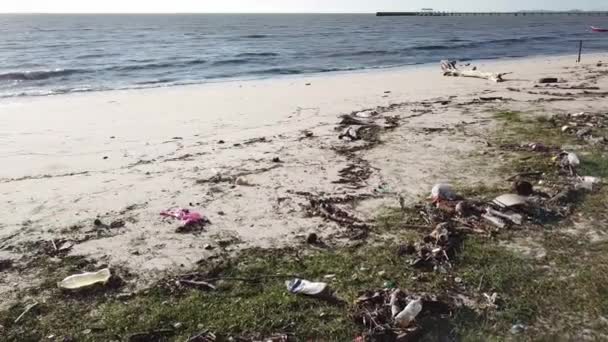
[{"left": 2, "top": 53, "right": 608, "bottom": 303}]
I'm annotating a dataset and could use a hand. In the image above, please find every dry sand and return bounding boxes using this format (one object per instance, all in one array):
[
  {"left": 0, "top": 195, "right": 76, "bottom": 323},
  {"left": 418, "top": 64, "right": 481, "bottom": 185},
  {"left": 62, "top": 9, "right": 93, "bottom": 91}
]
[{"left": 1, "top": 53, "right": 607, "bottom": 302}]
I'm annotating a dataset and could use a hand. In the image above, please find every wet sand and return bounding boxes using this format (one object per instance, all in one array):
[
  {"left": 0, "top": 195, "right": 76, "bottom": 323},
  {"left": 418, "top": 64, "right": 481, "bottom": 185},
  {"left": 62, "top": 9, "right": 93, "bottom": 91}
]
[{"left": 1, "top": 53, "right": 607, "bottom": 302}]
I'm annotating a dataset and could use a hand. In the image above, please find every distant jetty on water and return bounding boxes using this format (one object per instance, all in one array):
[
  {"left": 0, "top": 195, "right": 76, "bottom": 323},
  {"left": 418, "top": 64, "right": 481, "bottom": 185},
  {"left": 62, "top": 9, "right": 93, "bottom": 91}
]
[{"left": 377, "top": 11, "right": 608, "bottom": 16}]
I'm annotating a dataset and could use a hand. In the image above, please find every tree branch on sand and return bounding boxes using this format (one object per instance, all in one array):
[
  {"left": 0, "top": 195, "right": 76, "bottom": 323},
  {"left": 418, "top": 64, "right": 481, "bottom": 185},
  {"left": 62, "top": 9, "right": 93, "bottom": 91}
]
[{"left": 441, "top": 60, "right": 511, "bottom": 83}]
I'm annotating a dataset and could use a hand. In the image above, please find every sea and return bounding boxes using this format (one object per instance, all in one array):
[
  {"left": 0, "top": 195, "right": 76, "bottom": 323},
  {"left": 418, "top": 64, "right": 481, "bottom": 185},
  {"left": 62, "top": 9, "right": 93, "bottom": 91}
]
[{"left": 0, "top": 14, "right": 607, "bottom": 98}]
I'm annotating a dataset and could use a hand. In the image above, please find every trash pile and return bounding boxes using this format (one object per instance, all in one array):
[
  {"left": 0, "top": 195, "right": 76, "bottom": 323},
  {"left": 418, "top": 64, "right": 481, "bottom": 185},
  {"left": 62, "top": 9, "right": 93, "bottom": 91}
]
[
  {"left": 398, "top": 163, "right": 602, "bottom": 271},
  {"left": 353, "top": 289, "right": 451, "bottom": 341},
  {"left": 551, "top": 111, "right": 608, "bottom": 145}
]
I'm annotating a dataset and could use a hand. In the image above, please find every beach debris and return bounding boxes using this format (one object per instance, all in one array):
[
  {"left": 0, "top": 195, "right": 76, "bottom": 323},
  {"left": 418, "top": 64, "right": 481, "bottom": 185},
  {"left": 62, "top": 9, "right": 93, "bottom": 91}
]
[
  {"left": 58, "top": 241, "right": 74, "bottom": 252},
  {"left": 394, "top": 298, "right": 423, "bottom": 328},
  {"left": 430, "top": 183, "right": 457, "bottom": 203},
  {"left": 576, "top": 176, "right": 602, "bottom": 191},
  {"left": 13, "top": 302, "right": 38, "bottom": 324},
  {"left": 486, "top": 208, "right": 523, "bottom": 225},
  {"left": 482, "top": 213, "right": 507, "bottom": 229},
  {"left": 354, "top": 289, "right": 450, "bottom": 341},
  {"left": 567, "top": 152, "right": 581, "bottom": 167},
  {"left": 161, "top": 208, "right": 208, "bottom": 228},
  {"left": 538, "top": 77, "right": 559, "bottom": 84},
  {"left": 441, "top": 60, "right": 510, "bottom": 82},
  {"left": 286, "top": 278, "right": 326, "bottom": 296},
  {"left": 513, "top": 180, "right": 534, "bottom": 196},
  {"left": 493, "top": 194, "right": 528, "bottom": 208},
  {"left": 58, "top": 268, "right": 111, "bottom": 290},
  {"left": 455, "top": 200, "right": 474, "bottom": 217},
  {"left": 176, "top": 278, "right": 217, "bottom": 291},
  {"left": 558, "top": 152, "right": 580, "bottom": 175},
  {"left": 510, "top": 323, "right": 528, "bottom": 335},
  {"left": 186, "top": 330, "right": 217, "bottom": 342}
]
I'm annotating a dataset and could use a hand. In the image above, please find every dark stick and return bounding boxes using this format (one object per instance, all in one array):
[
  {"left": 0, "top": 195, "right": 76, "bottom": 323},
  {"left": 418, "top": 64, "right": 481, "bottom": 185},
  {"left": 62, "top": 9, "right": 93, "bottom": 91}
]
[{"left": 577, "top": 40, "right": 583, "bottom": 63}]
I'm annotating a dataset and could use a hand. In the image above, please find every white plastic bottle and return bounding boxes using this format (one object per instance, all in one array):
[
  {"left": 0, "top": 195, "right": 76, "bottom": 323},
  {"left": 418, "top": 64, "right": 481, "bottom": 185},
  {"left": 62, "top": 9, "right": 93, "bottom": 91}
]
[{"left": 395, "top": 298, "right": 423, "bottom": 328}]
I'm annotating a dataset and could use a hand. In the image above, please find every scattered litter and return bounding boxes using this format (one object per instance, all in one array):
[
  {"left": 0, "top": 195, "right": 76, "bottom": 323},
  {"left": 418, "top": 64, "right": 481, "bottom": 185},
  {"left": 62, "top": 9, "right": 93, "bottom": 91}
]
[
  {"left": 493, "top": 194, "right": 528, "bottom": 208},
  {"left": 567, "top": 152, "right": 581, "bottom": 167},
  {"left": 58, "top": 268, "right": 111, "bottom": 290},
  {"left": 394, "top": 297, "right": 423, "bottom": 328},
  {"left": 482, "top": 213, "right": 507, "bottom": 229},
  {"left": 430, "top": 183, "right": 457, "bottom": 203},
  {"left": 58, "top": 241, "right": 74, "bottom": 252},
  {"left": 576, "top": 176, "right": 602, "bottom": 191},
  {"left": 186, "top": 330, "right": 217, "bottom": 342},
  {"left": 486, "top": 208, "right": 523, "bottom": 225},
  {"left": 286, "top": 278, "right": 327, "bottom": 297},
  {"left": 510, "top": 323, "right": 527, "bottom": 335},
  {"left": 161, "top": 208, "right": 209, "bottom": 230}
]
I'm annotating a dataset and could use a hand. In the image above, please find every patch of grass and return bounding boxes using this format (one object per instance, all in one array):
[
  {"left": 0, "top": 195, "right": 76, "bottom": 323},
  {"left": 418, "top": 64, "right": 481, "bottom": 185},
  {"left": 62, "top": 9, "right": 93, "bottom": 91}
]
[
  {"left": 493, "top": 111, "right": 522, "bottom": 122},
  {"left": 580, "top": 150, "right": 608, "bottom": 178},
  {"left": 1, "top": 244, "right": 449, "bottom": 341}
]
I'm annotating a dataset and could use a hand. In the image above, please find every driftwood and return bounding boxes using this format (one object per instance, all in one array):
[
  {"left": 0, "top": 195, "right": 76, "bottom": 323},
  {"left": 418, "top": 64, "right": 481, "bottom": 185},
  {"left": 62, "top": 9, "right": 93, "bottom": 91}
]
[{"left": 441, "top": 60, "right": 510, "bottom": 83}]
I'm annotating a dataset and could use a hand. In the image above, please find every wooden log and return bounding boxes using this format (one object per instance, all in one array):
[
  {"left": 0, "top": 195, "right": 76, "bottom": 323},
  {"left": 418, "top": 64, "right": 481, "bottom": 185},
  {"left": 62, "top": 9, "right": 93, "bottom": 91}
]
[{"left": 441, "top": 60, "right": 510, "bottom": 83}]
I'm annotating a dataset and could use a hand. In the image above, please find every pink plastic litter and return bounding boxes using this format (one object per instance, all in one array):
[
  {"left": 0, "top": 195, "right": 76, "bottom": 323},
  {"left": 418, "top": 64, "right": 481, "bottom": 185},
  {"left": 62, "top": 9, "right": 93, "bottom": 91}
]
[{"left": 160, "top": 208, "right": 206, "bottom": 226}]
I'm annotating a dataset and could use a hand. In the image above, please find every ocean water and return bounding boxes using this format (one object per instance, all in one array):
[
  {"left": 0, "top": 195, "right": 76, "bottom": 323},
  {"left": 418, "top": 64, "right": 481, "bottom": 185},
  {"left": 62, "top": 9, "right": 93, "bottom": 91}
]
[{"left": 0, "top": 14, "right": 607, "bottom": 97}]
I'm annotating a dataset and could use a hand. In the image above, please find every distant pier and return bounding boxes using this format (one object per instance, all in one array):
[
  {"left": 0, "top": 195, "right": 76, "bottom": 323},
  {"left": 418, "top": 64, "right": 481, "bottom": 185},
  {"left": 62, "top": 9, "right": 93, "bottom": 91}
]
[{"left": 377, "top": 11, "right": 608, "bottom": 17}]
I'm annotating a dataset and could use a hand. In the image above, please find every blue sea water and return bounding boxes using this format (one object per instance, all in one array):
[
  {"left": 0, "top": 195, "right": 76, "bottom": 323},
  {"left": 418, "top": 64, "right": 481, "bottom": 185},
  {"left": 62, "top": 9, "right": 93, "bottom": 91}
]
[{"left": 0, "top": 14, "right": 607, "bottom": 97}]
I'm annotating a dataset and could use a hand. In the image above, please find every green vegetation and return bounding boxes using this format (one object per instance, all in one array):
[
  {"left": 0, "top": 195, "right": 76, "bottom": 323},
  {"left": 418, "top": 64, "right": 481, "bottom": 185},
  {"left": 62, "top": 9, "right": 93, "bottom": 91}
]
[{"left": 2, "top": 109, "right": 608, "bottom": 341}]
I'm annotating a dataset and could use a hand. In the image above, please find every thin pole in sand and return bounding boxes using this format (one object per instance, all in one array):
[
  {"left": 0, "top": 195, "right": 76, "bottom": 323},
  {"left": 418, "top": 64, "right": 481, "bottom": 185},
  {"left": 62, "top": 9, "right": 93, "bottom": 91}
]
[{"left": 577, "top": 40, "right": 583, "bottom": 63}]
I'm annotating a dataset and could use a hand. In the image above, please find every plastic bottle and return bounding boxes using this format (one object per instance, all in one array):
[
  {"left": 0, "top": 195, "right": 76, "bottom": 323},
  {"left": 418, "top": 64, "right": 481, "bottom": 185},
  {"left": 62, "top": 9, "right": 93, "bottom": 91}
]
[{"left": 394, "top": 298, "right": 423, "bottom": 328}]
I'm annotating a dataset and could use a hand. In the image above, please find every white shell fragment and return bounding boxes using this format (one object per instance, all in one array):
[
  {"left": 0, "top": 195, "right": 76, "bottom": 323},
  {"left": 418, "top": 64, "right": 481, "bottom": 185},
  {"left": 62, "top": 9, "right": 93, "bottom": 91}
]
[
  {"left": 493, "top": 194, "right": 528, "bottom": 208},
  {"left": 58, "top": 268, "right": 111, "bottom": 290}
]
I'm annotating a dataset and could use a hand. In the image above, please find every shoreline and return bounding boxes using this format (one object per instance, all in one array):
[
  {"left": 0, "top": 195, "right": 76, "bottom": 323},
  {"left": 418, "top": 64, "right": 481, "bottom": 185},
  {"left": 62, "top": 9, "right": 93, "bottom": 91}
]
[{"left": 2, "top": 52, "right": 605, "bottom": 101}]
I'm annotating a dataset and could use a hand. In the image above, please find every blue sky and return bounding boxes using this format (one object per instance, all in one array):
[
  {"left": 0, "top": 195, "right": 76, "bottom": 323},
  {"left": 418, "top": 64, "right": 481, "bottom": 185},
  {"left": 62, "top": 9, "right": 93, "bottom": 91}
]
[{"left": 1, "top": 0, "right": 606, "bottom": 13}]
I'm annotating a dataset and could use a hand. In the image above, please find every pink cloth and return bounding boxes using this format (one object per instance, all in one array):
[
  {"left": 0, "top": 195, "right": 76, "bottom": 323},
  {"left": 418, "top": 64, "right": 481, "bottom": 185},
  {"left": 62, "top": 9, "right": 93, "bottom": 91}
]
[{"left": 160, "top": 208, "right": 205, "bottom": 226}]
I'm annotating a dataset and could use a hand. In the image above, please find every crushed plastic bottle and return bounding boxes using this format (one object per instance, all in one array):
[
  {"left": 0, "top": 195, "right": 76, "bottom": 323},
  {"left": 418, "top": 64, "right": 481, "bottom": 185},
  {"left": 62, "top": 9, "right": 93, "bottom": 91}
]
[
  {"left": 394, "top": 298, "right": 423, "bottom": 328},
  {"left": 58, "top": 268, "right": 111, "bottom": 290}
]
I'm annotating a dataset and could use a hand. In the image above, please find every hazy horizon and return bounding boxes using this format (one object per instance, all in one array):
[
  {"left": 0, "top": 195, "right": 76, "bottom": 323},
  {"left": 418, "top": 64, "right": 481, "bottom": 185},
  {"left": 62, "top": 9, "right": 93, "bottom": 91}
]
[{"left": 1, "top": 0, "right": 607, "bottom": 14}]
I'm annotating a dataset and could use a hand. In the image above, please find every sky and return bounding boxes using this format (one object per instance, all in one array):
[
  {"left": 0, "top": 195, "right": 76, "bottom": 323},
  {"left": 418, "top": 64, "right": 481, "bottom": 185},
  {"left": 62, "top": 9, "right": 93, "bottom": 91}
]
[{"left": 1, "top": 0, "right": 606, "bottom": 13}]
